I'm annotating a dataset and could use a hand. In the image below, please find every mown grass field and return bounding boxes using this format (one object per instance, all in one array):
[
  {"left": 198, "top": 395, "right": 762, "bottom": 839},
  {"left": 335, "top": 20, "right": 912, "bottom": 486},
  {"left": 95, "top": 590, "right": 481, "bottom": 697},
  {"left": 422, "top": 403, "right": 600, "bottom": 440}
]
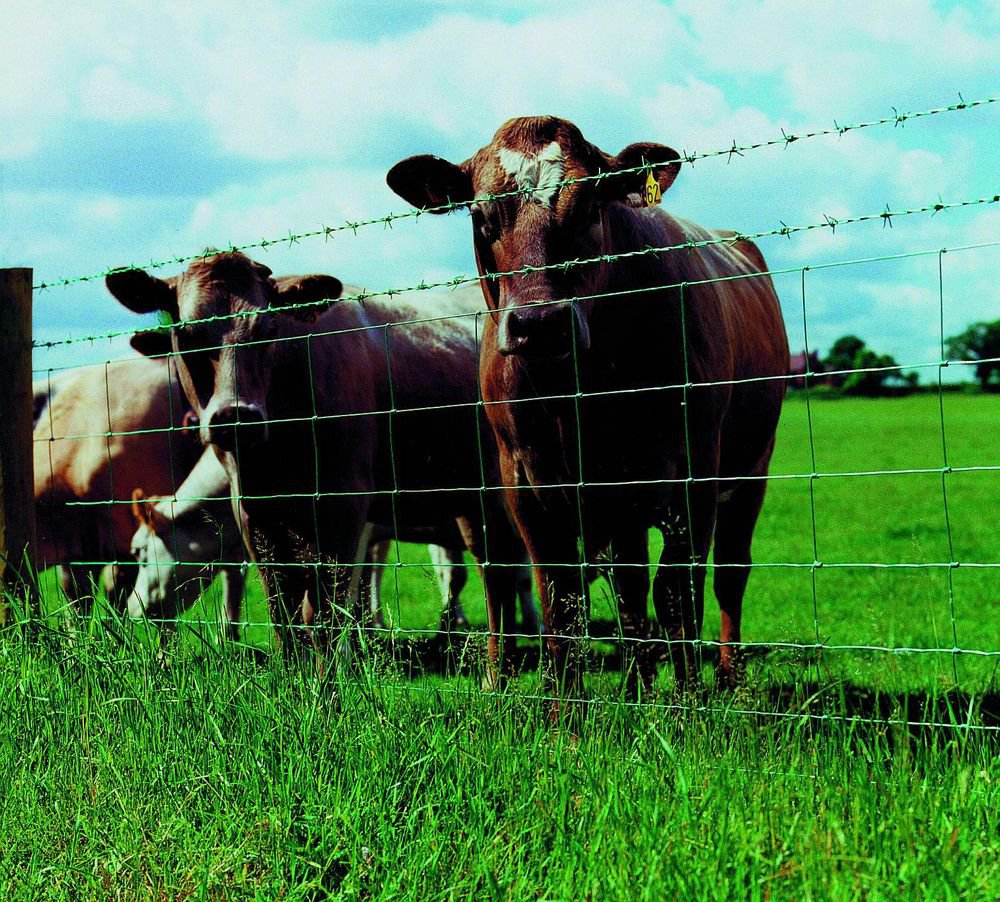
[{"left": 4, "top": 394, "right": 999, "bottom": 899}]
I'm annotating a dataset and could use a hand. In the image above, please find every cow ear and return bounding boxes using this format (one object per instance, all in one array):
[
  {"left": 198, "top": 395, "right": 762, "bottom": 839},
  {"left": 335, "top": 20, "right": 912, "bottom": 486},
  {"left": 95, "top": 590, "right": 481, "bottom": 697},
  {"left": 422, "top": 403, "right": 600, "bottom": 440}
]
[
  {"left": 106, "top": 269, "right": 180, "bottom": 319},
  {"left": 132, "top": 488, "right": 168, "bottom": 531},
  {"left": 130, "top": 328, "right": 173, "bottom": 358},
  {"left": 274, "top": 274, "right": 343, "bottom": 322},
  {"left": 132, "top": 488, "right": 152, "bottom": 528},
  {"left": 386, "top": 155, "right": 474, "bottom": 213},
  {"left": 600, "top": 142, "right": 681, "bottom": 205}
]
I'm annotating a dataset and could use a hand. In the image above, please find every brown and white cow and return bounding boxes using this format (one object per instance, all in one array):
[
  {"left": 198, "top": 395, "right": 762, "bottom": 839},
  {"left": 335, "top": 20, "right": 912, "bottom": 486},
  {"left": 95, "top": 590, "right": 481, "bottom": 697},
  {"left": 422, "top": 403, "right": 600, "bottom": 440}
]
[
  {"left": 106, "top": 254, "right": 528, "bottom": 677},
  {"left": 33, "top": 355, "right": 203, "bottom": 610},
  {"left": 388, "top": 116, "right": 789, "bottom": 702}
]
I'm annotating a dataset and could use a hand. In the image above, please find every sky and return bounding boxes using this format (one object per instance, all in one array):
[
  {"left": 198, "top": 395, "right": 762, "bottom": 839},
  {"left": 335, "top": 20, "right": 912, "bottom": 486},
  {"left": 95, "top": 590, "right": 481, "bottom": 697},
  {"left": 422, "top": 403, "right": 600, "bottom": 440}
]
[{"left": 2, "top": 0, "right": 998, "bottom": 379}]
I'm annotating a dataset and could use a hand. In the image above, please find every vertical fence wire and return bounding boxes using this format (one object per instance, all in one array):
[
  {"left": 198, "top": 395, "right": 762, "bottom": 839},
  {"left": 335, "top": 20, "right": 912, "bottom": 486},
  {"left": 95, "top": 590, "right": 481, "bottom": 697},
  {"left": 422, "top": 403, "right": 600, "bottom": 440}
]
[
  {"left": 935, "top": 250, "right": 962, "bottom": 685},
  {"left": 800, "top": 267, "right": 825, "bottom": 681},
  {"left": 17, "top": 95, "right": 1000, "bottom": 729}
]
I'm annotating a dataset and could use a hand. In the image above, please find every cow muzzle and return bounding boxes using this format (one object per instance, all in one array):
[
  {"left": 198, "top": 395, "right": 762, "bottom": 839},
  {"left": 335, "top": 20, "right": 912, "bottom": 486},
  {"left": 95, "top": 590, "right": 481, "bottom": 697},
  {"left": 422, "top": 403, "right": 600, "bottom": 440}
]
[
  {"left": 206, "top": 403, "right": 268, "bottom": 452},
  {"left": 498, "top": 302, "right": 591, "bottom": 358}
]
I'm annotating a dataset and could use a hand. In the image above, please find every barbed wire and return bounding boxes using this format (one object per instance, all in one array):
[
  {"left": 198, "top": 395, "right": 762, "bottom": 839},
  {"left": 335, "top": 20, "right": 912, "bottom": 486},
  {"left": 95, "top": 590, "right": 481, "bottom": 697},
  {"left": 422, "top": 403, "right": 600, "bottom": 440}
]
[
  {"left": 32, "top": 192, "right": 1000, "bottom": 350},
  {"left": 21, "top": 99, "right": 1000, "bottom": 724},
  {"left": 30, "top": 93, "right": 999, "bottom": 293}
]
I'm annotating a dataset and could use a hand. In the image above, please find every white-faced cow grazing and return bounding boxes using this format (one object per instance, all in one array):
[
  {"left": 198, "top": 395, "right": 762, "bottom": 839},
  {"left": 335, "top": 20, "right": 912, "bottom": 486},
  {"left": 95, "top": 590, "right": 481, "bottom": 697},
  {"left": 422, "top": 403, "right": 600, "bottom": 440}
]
[
  {"left": 33, "top": 355, "right": 203, "bottom": 609},
  {"left": 129, "top": 448, "right": 247, "bottom": 643},
  {"left": 106, "top": 254, "right": 527, "bottom": 678},
  {"left": 388, "top": 116, "right": 789, "bottom": 703},
  {"left": 129, "top": 466, "right": 541, "bottom": 645}
]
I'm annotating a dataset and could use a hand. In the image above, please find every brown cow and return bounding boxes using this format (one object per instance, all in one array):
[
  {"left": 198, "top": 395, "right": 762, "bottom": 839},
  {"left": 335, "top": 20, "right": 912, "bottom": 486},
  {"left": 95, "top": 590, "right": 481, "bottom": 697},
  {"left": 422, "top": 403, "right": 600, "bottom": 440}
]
[
  {"left": 106, "top": 254, "right": 527, "bottom": 678},
  {"left": 388, "top": 116, "right": 789, "bottom": 703},
  {"left": 33, "top": 355, "right": 202, "bottom": 610}
]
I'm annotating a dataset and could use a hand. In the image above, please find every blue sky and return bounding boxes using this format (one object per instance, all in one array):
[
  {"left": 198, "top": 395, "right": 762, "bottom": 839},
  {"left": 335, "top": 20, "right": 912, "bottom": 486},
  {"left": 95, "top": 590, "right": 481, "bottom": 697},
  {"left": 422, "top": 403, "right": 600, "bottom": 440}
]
[{"left": 2, "top": 0, "right": 997, "bottom": 377}]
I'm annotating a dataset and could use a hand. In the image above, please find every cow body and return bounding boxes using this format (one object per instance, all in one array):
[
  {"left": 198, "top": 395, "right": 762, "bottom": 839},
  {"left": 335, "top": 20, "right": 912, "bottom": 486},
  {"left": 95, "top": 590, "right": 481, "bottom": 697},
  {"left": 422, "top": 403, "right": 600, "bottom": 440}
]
[
  {"left": 107, "top": 257, "right": 527, "bottom": 677},
  {"left": 33, "top": 356, "right": 201, "bottom": 608},
  {"left": 388, "top": 116, "right": 789, "bottom": 701}
]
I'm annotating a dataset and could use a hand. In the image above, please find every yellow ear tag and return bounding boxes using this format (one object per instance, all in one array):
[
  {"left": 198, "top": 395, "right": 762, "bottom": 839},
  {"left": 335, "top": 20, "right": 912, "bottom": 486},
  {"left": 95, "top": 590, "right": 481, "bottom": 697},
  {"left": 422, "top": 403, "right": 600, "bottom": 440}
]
[{"left": 644, "top": 170, "right": 662, "bottom": 207}]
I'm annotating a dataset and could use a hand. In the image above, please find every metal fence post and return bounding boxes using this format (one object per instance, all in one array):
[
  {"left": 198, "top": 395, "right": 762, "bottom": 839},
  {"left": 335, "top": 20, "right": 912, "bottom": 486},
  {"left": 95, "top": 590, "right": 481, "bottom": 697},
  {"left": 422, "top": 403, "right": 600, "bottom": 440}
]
[{"left": 0, "top": 268, "right": 36, "bottom": 620}]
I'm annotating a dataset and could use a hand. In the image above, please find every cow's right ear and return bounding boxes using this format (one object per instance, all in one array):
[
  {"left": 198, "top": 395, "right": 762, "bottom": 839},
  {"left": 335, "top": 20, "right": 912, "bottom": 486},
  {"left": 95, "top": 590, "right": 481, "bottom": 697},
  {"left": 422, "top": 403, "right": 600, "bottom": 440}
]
[
  {"left": 273, "top": 274, "right": 344, "bottom": 322},
  {"left": 131, "top": 488, "right": 152, "bottom": 528},
  {"left": 130, "top": 329, "right": 173, "bottom": 358},
  {"left": 131, "top": 488, "right": 166, "bottom": 531},
  {"left": 386, "top": 155, "right": 473, "bottom": 213},
  {"left": 106, "top": 268, "right": 179, "bottom": 319}
]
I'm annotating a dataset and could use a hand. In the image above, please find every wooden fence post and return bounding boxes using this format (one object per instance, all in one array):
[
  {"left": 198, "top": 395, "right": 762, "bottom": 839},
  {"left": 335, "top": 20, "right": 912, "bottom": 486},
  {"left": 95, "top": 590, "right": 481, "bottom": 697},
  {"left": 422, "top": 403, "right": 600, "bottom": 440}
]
[{"left": 0, "top": 268, "right": 36, "bottom": 619}]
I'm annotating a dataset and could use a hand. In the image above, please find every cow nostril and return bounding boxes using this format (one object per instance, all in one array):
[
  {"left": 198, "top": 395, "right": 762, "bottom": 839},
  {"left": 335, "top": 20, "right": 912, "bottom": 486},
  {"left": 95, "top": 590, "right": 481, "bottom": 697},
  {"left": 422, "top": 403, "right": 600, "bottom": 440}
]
[
  {"left": 207, "top": 405, "right": 267, "bottom": 451},
  {"left": 507, "top": 308, "right": 530, "bottom": 337}
]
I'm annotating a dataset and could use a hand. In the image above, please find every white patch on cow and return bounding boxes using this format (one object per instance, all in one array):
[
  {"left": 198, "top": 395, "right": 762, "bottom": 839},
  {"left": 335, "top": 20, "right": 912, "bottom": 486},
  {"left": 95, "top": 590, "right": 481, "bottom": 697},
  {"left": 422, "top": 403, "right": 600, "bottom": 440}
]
[{"left": 497, "top": 141, "right": 564, "bottom": 208}]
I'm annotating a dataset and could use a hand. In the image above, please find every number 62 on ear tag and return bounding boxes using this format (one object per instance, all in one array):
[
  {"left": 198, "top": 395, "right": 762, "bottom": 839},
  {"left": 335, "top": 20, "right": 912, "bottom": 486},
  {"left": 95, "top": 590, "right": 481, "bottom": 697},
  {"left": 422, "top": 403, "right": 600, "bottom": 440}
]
[{"left": 644, "top": 170, "right": 662, "bottom": 207}]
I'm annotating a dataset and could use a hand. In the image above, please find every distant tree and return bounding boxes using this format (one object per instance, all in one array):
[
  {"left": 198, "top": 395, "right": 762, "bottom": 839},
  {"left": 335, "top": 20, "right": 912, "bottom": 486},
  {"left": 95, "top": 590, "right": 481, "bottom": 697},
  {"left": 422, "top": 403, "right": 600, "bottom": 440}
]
[
  {"left": 824, "top": 335, "right": 866, "bottom": 387},
  {"left": 945, "top": 320, "right": 1000, "bottom": 390},
  {"left": 842, "top": 348, "right": 902, "bottom": 397}
]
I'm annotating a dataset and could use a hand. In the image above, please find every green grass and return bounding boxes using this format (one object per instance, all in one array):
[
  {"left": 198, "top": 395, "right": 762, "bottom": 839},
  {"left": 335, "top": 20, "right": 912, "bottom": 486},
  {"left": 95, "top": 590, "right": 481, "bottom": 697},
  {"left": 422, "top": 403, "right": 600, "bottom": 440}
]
[{"left": 4, "top": 394, "right": 999, "bottom": 899}]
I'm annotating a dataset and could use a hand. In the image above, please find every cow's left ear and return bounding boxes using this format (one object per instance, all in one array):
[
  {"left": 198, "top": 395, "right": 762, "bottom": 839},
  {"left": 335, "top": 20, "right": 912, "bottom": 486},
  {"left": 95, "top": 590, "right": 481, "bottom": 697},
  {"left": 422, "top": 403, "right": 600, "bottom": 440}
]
[
  {"left": 600, "top": 142, "right": 681, "bottom": 205},
  {"left": 274, "top": 274, "right": 343, "bottom": 322}
]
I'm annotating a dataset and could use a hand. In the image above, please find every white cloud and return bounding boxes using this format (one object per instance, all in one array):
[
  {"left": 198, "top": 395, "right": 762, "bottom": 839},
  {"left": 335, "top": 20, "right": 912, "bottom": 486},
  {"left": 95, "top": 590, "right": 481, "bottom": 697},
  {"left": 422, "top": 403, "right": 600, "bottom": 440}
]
[
  {"left": 674, "top": 0, "right": 1000, "bottom": 117},
  {"left": 3, "top": 0, "right": 997, "bottom": 381},
  {"left": 79, "top": 65, "right": 175, "bottom": 121}
]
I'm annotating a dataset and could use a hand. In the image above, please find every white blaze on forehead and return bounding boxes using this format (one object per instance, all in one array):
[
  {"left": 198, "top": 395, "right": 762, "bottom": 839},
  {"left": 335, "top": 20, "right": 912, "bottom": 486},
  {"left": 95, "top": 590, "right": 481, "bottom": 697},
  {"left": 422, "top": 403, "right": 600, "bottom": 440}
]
[{"left": 497, "top": 141, "right": 565, "bottom": 209}]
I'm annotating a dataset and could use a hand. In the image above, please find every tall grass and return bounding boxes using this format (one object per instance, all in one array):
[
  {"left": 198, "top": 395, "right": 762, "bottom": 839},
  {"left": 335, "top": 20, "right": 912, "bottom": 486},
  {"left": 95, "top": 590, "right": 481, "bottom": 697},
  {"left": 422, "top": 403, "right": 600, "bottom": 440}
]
[
  {"left": 2, "top": 626, "right": 997, "bottom": 899},
  {"left": 4, "top": 395, "right": 999, "bottom": 898}
]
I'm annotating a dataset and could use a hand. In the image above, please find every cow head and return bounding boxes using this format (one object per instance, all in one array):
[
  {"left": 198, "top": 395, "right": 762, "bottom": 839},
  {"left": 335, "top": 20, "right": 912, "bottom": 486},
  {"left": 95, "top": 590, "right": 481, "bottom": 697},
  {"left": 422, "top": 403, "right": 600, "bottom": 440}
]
[
  {"left": 128, "top": 488, "right": 224, "bottom": 621},
  {"left": 128, "top": 488, "right": 180, "bottom": 620},
  {"left": 107, "top": 251, "right": 343, "bottom": 453},
  {"left": 387, "top": 116, "right": 680, "bottom": 360}
]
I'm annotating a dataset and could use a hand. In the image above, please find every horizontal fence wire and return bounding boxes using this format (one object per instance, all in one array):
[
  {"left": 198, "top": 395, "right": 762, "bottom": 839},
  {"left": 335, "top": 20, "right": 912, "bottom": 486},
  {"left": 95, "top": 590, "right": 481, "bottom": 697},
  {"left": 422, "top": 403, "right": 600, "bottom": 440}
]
[
  {"left": 32, "top": 195, "right": 1000, "bottom": 350},
  {"left": 21, "top": 92, "right": 1000, "bottom": 730},
  {"left": 29, "top": 93, "right": 999, "bottom": 294}
]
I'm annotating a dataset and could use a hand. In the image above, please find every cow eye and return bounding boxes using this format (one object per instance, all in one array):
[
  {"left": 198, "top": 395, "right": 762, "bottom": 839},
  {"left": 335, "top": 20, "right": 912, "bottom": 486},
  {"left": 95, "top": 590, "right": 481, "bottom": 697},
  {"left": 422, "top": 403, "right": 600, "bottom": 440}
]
[{"left": 471, "top": 205, "right": 498, "bottom": 244}]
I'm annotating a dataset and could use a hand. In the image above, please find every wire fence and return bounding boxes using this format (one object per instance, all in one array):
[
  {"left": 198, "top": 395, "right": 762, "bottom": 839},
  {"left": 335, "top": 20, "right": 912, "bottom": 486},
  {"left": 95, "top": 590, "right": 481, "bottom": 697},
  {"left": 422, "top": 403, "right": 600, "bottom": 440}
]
[{"left": 15, "top": 94, "right": 1000, "bottom": 731}]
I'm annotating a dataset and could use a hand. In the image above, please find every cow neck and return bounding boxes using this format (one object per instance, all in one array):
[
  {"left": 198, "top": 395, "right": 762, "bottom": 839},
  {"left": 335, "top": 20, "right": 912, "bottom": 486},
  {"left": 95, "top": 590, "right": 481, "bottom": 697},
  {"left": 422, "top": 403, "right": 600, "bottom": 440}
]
[{"left": 157, "top": 451, "right": 230, "bottom": 520}]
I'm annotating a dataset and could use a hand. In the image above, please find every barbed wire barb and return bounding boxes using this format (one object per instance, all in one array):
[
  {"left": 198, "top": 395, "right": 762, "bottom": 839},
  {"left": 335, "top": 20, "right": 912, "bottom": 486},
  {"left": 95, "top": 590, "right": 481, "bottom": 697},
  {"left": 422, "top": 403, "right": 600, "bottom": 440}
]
[{"left": 29, "top": 92, "right": 999, "bottom": 292}]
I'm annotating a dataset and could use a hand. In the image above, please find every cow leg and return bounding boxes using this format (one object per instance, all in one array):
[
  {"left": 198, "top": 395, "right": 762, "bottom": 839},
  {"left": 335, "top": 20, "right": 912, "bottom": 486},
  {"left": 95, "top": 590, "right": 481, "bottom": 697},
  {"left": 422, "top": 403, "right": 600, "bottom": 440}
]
[
  {"left": 360, "top": 539, "right": 390, "bottom": 633},
  {"left": 217, "top": 566, "right": 245, "bottom": 644},
  {"left": 429, "top": 543, "right": 468, "bottom": 633},
  {"left": 504, "top": 489, "right": 589, "bottom": 699},
  {"left": 303, "top": 518, "right": 374, "bottom": 663},
  {"left": 712, "top": 477, "right": 769, "bottom": 689},
  {"left": 607, "top": 527, "right": 656, "bottom": 701},
  {"left": 457, "top": 511, "right": 520, "bottom": 689},
  {"left": 57, "top": 564, "right": 91, "bottom": 636},
  {"left": 515, "top": 556, "right": 542, "bottom": 635},
  {"left": 653, "top": 483, "right": 718, "bottom": 689},
  {"left": 250, "top": 524, "right": 310, "bottom": 657}
]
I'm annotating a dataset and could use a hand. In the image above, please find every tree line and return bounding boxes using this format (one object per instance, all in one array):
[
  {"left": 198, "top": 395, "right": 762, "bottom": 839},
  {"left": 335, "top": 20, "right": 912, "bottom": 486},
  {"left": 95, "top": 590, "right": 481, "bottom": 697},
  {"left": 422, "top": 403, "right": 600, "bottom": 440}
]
[{"left": 791, "top": 319, "right": 1000, "bottom": 395}]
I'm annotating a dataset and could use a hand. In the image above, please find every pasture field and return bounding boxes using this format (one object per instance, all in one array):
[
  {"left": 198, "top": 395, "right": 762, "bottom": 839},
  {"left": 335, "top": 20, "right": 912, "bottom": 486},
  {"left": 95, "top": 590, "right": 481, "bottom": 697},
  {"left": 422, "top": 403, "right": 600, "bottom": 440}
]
[{"left": 3, "top": 394, "right": 999, "bottom": 898}]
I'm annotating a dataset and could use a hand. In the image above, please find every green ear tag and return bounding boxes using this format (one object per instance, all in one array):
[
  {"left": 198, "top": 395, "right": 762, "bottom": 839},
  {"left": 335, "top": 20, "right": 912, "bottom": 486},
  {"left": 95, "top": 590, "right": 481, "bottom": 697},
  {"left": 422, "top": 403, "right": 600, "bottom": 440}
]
[{"left": 644, "top": 170, "right": 662, "bottom": 207}]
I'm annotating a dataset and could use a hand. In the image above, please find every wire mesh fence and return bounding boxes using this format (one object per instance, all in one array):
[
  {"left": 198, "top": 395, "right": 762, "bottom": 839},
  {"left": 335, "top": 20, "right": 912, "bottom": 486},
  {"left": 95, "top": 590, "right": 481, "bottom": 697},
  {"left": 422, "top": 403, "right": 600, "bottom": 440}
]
[{"left": 12, "top": 95, "right": 1000, "bottom": 732}]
